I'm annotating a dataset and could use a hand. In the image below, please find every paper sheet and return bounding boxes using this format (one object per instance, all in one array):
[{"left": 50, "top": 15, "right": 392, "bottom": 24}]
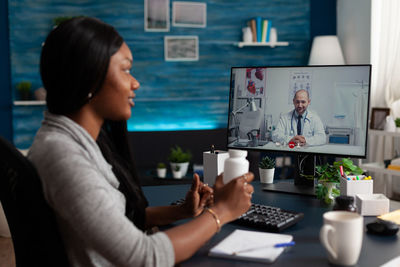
[
  {"left": 209, "top": 229, "right": 293, "bottom": 263},
  {"left": 380, "top": 255, "right": 400, "bottom": 267}
]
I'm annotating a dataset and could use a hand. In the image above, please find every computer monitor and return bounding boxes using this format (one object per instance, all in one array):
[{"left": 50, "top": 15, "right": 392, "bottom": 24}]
[{"left": 227, "top": 65, "right": 371, "bottom": 185}]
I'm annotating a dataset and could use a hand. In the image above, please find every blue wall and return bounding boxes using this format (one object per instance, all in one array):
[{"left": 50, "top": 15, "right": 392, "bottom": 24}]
[
  {"left": 0, "top": 0, "right": 12, "bottom": 142},
  {"left": 6, "top": 0, "right": 333, "bottom": 149}
]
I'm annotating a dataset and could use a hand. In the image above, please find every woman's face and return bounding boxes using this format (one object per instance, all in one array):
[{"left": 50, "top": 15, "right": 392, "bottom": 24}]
[{"left": 90, "top": 42, "right": 140, "bottom": 121}]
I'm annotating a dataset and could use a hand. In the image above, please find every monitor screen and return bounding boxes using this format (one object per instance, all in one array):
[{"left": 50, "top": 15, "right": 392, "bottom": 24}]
[{"left": 227, "top": 65, "right": 371, "bottom": 158}]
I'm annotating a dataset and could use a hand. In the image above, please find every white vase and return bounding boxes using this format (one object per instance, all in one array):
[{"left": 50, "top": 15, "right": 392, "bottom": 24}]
[
  {"left": 172, "top": 170, "right": 182, "bottom": 179},
  {"left": 384, "top": 116, "right": 396, "bottom": 132},
  {"left": 259, "top": 168, "right": 275, "bottom": 184},
  {"left": 156, "top": 168, "right": 166, "bottom": 178},
  {"left": 269, "top": 27, "right": 277, "bottom": 43},
  {"left": 170, "top": 162, "right": 189, "bottom": 177},
  {"left": 242, "top": 27, "right": 253, "bottom": 43}
]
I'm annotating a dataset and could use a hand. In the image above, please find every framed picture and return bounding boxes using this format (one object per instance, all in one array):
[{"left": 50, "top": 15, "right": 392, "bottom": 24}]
[
  {"left": 164, "top": 36, "right": 199, "bottom": 61},
  {"left": 370, "top": 107, "right": 390, "bottom": 130},
  {"left": 172, "top": 1, "right": 207, "bottom": 28},
  {"left": 144, "top": 0, "right": 169, "bottom": 32}
]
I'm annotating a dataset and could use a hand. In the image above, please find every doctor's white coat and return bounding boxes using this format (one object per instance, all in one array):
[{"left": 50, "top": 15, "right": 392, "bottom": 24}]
[{"left": 271, "top": 109, "right": 326, "bottom": 146}]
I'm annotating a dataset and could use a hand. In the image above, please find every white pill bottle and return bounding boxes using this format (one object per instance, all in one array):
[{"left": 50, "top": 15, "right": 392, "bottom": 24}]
[{"left": 223, "top": 149, "right": 249, "bottom": 184}]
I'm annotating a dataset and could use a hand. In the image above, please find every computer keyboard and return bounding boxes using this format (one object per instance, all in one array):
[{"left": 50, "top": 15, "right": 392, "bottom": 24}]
[{"left": 171, "top": 199, "right": 304, "bottom": 233}]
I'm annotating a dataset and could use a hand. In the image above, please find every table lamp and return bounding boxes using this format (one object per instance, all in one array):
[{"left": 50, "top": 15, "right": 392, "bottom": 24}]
[
  {"left": 308, "top": 35, "right": 345, "bottom": 65},
  {"left": 232, "top": 97, "right": 257, "bottom": 116}
]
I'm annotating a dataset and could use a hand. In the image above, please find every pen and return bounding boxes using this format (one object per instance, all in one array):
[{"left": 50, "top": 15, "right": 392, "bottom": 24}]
[
  {"left": 232, "top": 241, "right": 295, "bottom": 255},
  {"left": 339, "top": 165, "right": 348, "bottom": 179}
]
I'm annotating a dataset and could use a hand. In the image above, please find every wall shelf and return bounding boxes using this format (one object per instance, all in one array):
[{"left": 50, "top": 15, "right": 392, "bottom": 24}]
[
  {"left": 13, "top": 100, "right": 46, "bottom": 106},
  {"left": 361, "top": 129, "right": 400, "bottom": 177},
  {"left": 235, "top": 41, "right": 289, "bottom": 48}
]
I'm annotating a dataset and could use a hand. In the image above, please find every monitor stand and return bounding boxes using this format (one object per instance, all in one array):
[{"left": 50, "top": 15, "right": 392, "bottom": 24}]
[
  {"left": 294, "top": 154, "right": 315, "bottom": 186},
  {"left": 262, "top": 180, "right": 315, "bottom": 196},
  {"left": 262, "top": 154, "right": 316, "bottom": 196}
]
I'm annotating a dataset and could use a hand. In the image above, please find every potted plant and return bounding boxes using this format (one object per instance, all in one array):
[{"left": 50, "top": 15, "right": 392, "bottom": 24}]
[
  {"left": 168, "top": 145, "right": 192, "bottom": 177},
  {"left": 395, "top": 117, "right": 400, "bottom": 132},
  {"left": 172, "top": 165, "right": 182, "bottom": 179},
  {"left": 16, "top": 81, "right": 32, "bottom": 100},
  {"left": 156, "top": 162, "right": 167, "bottom": 178},
  {"left": 313, "top": 158, "right": 364, "bottom": 205},
  {"left": 259, "top": 155, "right": 275, "bottom": 184}
]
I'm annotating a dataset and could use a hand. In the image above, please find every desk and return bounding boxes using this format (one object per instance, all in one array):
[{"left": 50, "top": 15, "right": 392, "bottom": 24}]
[
  {"left": 143, "top": 182, "right": 400, "bottom": 266},
  {"left": 230, "top": 139, "right": 364, "bottom": 156}
]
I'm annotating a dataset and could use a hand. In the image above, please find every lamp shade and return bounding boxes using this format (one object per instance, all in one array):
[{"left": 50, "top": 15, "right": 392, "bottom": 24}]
[
  {"left": 308, "top": 35, "right": 345, "bottom": 65},
  {"left": 249, "top": 98, "right": 257, "bottom": 111}
]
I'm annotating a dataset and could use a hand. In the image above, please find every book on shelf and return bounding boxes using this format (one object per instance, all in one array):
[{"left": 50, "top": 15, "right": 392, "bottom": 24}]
[
  {"left": 261, "top": 19, "right": 272, "bottom": 43},
  {"left": 265, "top": 20, "right": 272, "bottom": 42},
  {"left": 247, "top": 18, "right": 273, "bottom": 43},
  {"left": 249, "top": 19, "right": 257, "bottom": 43},
  {"left": 256, "top": 17, "right": 262, "bottom": 42}
]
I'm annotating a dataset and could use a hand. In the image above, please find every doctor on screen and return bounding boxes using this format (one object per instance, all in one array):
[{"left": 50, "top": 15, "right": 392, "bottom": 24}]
[{"left": 272, "top": 89, "right": 326, "bottom": 146}]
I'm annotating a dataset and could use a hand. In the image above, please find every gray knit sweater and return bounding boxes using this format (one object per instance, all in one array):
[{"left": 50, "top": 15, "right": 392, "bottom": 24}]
[{"left": 28, "top": 112, "right": 174, "bottom": 267}]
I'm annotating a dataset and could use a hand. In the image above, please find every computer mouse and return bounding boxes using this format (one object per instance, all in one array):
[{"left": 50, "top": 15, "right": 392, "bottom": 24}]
[{"left": 366, "top": 219, "right": 399, "bottom": 236}]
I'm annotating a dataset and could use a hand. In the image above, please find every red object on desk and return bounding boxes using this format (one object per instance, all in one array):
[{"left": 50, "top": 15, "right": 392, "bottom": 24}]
[{"left": 288, "top": 141, "right": 295, "bottom": 149}]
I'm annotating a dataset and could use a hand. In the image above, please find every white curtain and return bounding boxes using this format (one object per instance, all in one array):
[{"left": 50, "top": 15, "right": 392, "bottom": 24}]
[
  {"left": 369, "top": 0, "right": 400, "bottom": 197},
  {"left": 371, "top": 0, "right": 400, "bottom": 115}
]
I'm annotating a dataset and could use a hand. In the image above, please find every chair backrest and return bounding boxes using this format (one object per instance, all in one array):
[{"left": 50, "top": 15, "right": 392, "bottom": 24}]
[{"left": 0, "top": 136, "right": 69, "bottom": 266}]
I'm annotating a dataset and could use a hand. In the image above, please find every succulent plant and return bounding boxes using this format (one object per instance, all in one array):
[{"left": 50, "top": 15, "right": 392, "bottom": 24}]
[{"left": 259, "top": 156, "right": 275, "bottom": 169}]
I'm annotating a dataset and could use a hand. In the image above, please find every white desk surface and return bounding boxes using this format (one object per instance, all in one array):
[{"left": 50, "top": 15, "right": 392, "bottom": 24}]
[{"left": 229, "top": 139, "right": 365, "bottom": 155}]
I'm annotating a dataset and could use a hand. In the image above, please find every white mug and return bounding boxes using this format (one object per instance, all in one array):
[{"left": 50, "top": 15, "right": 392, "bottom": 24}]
[{"left": 320, "top": 211, "right": 363, "bottom": 266}]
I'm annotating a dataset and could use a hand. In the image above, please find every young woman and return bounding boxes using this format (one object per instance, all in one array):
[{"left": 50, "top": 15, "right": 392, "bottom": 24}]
[{"left": 28, "top": 17, "right": 254, "bottom": 266}]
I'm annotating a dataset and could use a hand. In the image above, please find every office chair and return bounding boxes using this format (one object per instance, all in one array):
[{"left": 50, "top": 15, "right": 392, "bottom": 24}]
[{"left": 0, "top": 136, "right": 69, "bottom": 267}]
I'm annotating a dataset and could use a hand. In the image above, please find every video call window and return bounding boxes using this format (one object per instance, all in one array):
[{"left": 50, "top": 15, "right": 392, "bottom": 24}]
[{"left": 227, "top": 65, "right": 371, "bottom": 158}]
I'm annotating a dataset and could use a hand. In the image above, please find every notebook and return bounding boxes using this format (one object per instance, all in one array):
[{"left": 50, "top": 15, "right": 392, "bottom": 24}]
[{"left": 209, "top": 229, "right": 293, "bottom": 263}]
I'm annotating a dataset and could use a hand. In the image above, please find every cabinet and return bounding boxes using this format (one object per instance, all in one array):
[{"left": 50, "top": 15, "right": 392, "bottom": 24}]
[
  {"left": 360, "top": 129, "right": 400, "bottom": 198},
  {"left": 361, "top": 129, "right": 400, "bottom": 172}
]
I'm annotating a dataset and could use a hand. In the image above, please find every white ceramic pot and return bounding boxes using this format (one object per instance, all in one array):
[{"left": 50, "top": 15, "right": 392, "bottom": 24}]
[
  {"left": 172, "top": 170, "right": 182, "bottom": 179},
  {"left": 259, "top": 168, "right": 275, "bottom": 184},
  {"left": 242, "top": 27, "right": 252, "bottom": 42},
  {"left": 156, "top": 168, "right": 166, "bottom": 178},
  {"left": 170, "top": 162, "right": 189, "bottom": 177}
]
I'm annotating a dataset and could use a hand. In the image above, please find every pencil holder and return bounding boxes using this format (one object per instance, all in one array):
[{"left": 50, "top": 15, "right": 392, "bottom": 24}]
[{"left": 340, "top": 176, "right": 373, "bottom": 198}]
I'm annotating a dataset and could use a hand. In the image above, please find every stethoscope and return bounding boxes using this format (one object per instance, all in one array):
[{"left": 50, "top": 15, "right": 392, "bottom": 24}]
[{"left": 290, "top": 110, "right": 309, "bottom": 136}]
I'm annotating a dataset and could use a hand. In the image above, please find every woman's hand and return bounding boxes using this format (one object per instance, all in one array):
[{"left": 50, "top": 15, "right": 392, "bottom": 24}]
[
  {"left": 181, "top": 173, "right": 213, "bottom": 217},
  {"left": 212, "top": 172, "right": 254, "bottom": 224}
]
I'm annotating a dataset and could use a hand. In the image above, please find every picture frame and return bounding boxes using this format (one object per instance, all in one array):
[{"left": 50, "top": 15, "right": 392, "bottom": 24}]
[
  {"left": 164, "top": 36, "right": 199, "bottom": 61},
  {"left": 144, "top": 0, "right": 170, "bottom": 32},
  {"left": 172, "top": 1, "right": 207, "bottom": 28},
  {"left": 370, "top": 107, "right": 390, "bottom": 130}
]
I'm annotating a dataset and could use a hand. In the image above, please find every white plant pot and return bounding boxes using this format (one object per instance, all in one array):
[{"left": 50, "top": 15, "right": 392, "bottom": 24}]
[
  {"left": 170, "top": 162, "right": 189, "bottom": 177},
  {"left": 396, "top": 127, "right": 400, "bottom": 133},
  {"left": 157, "top": 168, "right": 167, "bottom": 178},
  {"left": 172, "top": 170, "right": 182, "bottom": 179},
  {"left": 259, "top": 168, "right": 275, "bottom": 184}
]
